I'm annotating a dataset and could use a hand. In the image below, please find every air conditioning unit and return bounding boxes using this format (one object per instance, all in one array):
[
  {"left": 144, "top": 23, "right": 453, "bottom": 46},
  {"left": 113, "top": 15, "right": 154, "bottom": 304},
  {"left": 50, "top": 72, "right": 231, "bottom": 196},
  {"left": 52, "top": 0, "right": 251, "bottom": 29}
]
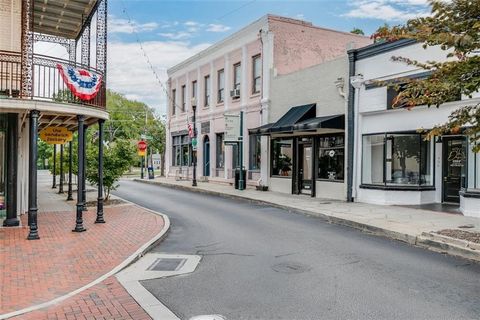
[{"left": 230, "top": 89, "right": 240, "bottom": 98}]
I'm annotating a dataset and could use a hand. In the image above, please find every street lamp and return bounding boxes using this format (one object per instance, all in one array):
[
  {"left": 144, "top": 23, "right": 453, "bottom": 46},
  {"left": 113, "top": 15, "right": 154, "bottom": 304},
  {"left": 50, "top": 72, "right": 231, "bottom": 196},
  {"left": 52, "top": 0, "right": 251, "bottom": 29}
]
[{"left": 191, "top": 97, "right": 198, "bottom": 187}]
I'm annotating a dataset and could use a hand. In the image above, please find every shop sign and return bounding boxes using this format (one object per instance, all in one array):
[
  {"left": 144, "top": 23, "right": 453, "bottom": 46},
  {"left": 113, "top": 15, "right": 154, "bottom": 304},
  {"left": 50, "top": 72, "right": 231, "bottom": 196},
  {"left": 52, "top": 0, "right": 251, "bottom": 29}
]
[
  {"left": 225, "top": 114, "right": 240, "bottom": 144},
  {"left": 448, "top": 147, "right": 465, "bottom": 167},
  {"left": 39, "top": 127, "right": 73, "bottom": 145}
]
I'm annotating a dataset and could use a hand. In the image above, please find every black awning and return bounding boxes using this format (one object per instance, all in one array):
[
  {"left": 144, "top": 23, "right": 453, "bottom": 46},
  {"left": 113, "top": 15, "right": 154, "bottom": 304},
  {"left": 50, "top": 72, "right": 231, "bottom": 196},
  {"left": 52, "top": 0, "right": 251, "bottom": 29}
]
[
  {"left": 248, "top": 123, "right": 274, "bottom": 135},
  {"left": 269, "top": 103, "right": 316, "bottom": 133},
  {"left": 293, "top": 114, "right": 345, "bottom": 131}
]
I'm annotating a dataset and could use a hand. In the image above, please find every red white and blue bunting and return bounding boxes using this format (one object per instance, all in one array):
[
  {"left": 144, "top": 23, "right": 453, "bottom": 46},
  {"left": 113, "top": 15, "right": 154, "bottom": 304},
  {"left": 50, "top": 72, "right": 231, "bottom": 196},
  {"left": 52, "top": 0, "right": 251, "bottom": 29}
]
[{"left": 57, "top": 64, "right": 103, "bottom": 101}]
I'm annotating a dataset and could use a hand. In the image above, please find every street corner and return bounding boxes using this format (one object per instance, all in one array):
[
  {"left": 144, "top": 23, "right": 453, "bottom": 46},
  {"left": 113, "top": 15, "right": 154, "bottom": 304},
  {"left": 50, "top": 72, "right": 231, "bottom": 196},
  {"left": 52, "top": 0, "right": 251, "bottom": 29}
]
[{"left": 0, "top": 203, "right": 169, "bottom": 319}]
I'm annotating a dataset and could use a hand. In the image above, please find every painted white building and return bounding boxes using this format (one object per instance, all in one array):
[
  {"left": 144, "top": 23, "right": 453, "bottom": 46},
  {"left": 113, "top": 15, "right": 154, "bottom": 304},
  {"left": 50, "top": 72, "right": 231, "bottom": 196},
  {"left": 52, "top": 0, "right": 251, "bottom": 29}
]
[
  {"left": 166, "top": 14, "right": 370, "bottom": 189},
  {"left": 349, "top": 39, "right": 480, "bottom": 217}
]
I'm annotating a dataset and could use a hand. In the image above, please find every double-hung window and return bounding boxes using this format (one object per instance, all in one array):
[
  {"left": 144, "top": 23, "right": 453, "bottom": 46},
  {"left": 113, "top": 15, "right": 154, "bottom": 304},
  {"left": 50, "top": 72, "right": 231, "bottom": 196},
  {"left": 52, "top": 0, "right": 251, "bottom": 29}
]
[
  {"left": 217, "top": 69, "right": 225, "bottom": 103},
  {"left": 204, "top": 75, "right": 210, "bottom": 107},
  {"left": 181, "top": 85, "right": 186, "bottom": 112},
  {"left": 252, "top": 55, "right": 261, "bottom": 94},
  {"left": 233, "top": 63, "right": 241, "bottom": 98},
  {"left": 192, "top": 80, "right": 197, "bottom": 105}
]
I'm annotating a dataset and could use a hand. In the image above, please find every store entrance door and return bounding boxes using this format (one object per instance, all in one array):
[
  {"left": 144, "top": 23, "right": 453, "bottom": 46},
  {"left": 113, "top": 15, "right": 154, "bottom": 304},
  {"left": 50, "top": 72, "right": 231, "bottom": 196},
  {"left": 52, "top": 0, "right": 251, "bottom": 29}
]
[
  {"left": 203, "top": 136, "right": 210, "bottom": 177},
  {"left": 298, "top": 140, "right": 313, "bottom": 195},
  {"left": 442, "top": 136, "right": 466, "bottom": 204}
]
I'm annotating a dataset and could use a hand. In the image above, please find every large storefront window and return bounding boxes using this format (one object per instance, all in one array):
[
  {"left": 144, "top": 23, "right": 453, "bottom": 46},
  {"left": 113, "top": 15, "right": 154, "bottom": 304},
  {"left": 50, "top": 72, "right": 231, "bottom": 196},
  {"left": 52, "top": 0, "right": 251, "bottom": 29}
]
[
  {"left": 318, "top": 135, "right": 344, "bottom": 181},
  {"left": 249, "top": 135, "right": 261, "bottom": 170},
  {"left": 362, "top": 133, "right": 434, "bottom": 187},
  {"left": 172, "top": 134, "right": 191, "bottom": 166},
  {"left": 216, "top": 133, "right": 225, "bottom": 168},
  {"left": 271, "top": 138, "right": 293, "bottom": 177}
]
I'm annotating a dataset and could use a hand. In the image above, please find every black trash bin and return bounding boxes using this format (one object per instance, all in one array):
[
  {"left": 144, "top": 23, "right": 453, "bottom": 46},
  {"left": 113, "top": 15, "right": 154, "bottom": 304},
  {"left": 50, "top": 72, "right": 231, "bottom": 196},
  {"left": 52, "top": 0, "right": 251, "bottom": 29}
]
[
  {"left": 234, "top": 169, "right": 247, "bottom": 189},
  {"left": 148, "top": 166, "right": 155, "bottom": 179}
]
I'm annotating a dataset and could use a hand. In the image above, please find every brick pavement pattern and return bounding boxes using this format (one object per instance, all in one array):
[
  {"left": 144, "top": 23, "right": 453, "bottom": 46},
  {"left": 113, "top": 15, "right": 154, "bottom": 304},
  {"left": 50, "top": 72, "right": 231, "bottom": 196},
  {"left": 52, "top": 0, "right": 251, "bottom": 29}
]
[
  {"left": 13, "top": 276, "right": 152, "bottom": 320},
  {"left": 0, "top": 204, "right": 164, "bottom": 315}
]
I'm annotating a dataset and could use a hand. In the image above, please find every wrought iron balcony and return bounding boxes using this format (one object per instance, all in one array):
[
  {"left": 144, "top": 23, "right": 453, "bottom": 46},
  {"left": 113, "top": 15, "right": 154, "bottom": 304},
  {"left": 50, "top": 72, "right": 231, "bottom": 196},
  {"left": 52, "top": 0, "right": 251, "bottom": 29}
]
[{"left": 0, "top": 50, "right": 106, "bottom": 109}]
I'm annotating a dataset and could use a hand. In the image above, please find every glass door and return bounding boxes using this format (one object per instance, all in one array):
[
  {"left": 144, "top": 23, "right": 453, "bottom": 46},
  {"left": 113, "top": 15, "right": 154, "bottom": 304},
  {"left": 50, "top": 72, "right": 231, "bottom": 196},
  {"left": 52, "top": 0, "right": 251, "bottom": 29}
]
[
  {"left": 443, "top": 137, "right": 466, "bottom": 203},
  {"left": 298, "top": 142, "right": 313, "bottom": 194}
]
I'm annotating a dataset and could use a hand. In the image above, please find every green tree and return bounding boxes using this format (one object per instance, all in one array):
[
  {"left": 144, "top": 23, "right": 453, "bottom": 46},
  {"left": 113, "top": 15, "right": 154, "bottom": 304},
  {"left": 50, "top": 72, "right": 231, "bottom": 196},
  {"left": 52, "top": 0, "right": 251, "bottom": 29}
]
[
  {"left": 375, "top": 0, "right": 480, "bottom": 151},
  {"left": 372, "top": 23, "right": 390, "bottom": 43},
  {"left": 350, "top": 28, "right": 365, "bottom": 35},
  {"left": 38, "top": 140, "right": 53, "bottom": 169},
  {"left": 86, "top": 138, "right": 135, "bottom": 200}
]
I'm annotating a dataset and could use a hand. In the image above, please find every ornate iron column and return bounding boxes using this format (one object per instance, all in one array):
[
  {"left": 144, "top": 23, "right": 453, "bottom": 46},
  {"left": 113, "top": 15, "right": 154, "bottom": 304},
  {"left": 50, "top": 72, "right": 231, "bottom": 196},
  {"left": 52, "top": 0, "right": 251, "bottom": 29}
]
[
  {"left": 4, "top": 114, "right": 19, "bottom": 227},
  {"left": 67, "top": 140, "right": 73, "bottom": 201},
  {"left": 96, "top": 120, "right": 105, "bottom": 223},
  {"left": 81, "top": 23, "right": 91, "bottom": 67},
  {"left": 21, "top": 0, "right": 33, "bottom": 99},
  {"left": 52, "top": 145, "right": 56, "bottom": 188},
  {"left": 59, "top": 144, "right": 64, "bottom": 193},
  {"left": 82, "top": 125, "right": 88, "bottom": 210},
  {"left": 73, "top": 116, "right": 86, "bottom": 232},
  {"left": 28, "top": 110, "right": 40, "bottom": 240},
  {"left": 96, "top": 0, "right": 107, "bottom": 74}
]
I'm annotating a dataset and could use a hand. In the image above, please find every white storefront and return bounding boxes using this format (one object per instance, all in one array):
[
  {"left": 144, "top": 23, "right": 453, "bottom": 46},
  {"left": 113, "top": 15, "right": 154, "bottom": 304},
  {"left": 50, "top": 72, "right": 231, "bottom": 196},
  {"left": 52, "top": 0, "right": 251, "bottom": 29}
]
[{"left": 349, "top": 40, "right": 480, "bottom": 217}]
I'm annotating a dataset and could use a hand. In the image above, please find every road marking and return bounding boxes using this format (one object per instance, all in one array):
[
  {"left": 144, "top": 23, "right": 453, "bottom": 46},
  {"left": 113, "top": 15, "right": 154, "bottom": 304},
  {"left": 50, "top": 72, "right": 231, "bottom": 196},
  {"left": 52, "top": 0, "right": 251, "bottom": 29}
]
[{"left": 117, "top": 253, "right": 202, "bottom": 320}]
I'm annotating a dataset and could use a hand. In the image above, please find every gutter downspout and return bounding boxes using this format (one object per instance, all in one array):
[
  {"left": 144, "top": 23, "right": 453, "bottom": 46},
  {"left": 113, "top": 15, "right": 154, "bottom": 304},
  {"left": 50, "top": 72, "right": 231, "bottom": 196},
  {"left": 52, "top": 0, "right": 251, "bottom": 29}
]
[{"left": 346, "top": 50, "right": 356, "bottom": 202}]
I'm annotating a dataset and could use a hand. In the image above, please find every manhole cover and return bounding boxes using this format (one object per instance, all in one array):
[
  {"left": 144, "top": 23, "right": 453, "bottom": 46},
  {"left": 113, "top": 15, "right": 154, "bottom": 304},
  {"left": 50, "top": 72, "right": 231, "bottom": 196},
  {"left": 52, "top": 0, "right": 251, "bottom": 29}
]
[
  {"left": 147, "top": 258, "right": 186, "bottom": 271},
  {"left": 271, "top": 262, "right": 311, "bottom": 274}
]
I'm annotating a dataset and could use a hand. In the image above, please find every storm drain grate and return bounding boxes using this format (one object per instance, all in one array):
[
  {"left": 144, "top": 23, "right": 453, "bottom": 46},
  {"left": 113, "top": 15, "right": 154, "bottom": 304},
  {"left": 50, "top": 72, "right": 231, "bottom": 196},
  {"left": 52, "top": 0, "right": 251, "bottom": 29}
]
[{"left": 147, "top": 258, "right": 187, "bottom": 271}]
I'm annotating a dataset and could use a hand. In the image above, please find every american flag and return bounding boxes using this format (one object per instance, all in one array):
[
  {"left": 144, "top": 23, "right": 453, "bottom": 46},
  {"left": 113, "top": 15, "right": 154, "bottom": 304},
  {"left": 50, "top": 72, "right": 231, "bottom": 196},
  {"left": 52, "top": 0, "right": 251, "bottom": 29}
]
[{"left": 188, "top": 123, "right": 193, "bottom": 138}]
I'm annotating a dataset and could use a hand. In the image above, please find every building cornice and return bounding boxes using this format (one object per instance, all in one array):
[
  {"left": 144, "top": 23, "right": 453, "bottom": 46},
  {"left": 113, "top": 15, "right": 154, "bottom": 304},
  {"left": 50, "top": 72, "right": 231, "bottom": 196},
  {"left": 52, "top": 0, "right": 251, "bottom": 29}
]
[{"left": 348, "top": 39, "right": 417, "bottom": 61}]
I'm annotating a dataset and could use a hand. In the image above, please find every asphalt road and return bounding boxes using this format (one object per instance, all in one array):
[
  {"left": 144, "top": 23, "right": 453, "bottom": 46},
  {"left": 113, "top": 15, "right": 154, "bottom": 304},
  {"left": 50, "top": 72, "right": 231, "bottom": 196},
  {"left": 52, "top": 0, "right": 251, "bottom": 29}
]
[{"left": 114, "top": 180, "right": 480, "bottom": 320}]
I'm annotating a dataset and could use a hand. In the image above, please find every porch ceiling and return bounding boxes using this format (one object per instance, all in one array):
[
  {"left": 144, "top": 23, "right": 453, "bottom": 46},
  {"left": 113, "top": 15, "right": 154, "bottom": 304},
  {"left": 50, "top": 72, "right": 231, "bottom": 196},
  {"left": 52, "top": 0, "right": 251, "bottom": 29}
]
[
  {"left": 34, "top": 0, "right": 98, "bottom": 39},
  {"left": 37, "top": 113, "right": 99, "bottom": 132}
]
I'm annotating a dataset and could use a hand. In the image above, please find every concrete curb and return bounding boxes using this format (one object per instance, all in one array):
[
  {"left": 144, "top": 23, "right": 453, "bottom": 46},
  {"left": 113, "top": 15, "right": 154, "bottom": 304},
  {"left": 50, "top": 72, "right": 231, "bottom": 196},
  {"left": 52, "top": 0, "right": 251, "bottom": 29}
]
[
  {"left": 135, "top": 178, "right": 480, "bottom": 263},
  {"left": 0, "top": 202, "right": 171, "bottom": 320}
]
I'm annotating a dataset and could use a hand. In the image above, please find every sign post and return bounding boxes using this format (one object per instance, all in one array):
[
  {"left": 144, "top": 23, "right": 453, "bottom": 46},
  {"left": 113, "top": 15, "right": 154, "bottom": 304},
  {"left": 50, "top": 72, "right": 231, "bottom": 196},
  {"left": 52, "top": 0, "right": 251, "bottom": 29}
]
[
  {"left": 238, "top": 111, "right": 244, "bottom": 191},
  {"left": 138, "top": 140, "right": 147, "bottom": 179},
  {"left": 224, "top": 113, "right": 244, "bottom": 190}
]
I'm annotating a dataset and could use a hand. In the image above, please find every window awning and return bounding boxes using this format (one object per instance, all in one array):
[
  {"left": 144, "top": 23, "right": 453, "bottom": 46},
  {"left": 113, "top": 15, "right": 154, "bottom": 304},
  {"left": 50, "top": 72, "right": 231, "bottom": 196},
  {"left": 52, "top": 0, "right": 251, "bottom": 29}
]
[
  {"left": 293, "top": 114, "right": 344, "bottom": 131},
  {"left": 269, "top": 103, "right": 316, "bottom": 133},
  {"left": 248, "top": 103, "right": 344, "bottom": 135}
]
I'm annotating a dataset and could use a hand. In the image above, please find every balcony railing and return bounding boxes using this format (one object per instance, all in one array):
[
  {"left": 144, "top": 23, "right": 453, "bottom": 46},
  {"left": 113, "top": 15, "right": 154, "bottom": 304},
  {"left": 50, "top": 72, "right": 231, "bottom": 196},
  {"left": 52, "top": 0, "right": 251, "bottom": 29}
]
[{"left": 0, "top": 50, "right": 106, "bottom": 109}]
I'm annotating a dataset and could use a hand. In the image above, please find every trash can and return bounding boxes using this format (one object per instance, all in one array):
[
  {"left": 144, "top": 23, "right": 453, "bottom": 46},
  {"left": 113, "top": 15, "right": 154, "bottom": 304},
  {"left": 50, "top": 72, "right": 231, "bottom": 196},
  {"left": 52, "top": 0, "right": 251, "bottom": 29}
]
[
  {"left": 234, "top": 169, "right": 247, "bottom": 189},
  {"left": 148, "top": 166, "right": 155, "bottom": 179}
]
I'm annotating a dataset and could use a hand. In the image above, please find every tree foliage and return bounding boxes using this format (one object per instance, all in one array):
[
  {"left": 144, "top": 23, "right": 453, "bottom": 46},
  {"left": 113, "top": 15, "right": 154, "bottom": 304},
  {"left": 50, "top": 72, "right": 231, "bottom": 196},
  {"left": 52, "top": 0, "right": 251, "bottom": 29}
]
[
  {"left": 374, "top": 0, "right": 480, "bottom": 151},
  {"left": 350, "top": 28, "right": 365, "bottom": 35},
  {"left": 86, "top": 139, "right": 135, "bottom": 200}
]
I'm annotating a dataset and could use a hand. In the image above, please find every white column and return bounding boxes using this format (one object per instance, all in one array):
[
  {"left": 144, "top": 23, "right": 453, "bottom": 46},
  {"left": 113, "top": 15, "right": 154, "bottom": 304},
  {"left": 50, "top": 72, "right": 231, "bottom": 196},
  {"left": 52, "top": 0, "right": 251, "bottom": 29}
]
[{"left": 223, "top": 54, "right": 230, "bottom": 179}]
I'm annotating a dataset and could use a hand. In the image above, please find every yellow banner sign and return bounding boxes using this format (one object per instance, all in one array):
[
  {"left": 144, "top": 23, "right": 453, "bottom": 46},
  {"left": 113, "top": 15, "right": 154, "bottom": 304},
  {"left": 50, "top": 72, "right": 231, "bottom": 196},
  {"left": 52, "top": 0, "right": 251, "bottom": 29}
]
[
  {"left": 138, "top": 150, "right": 146, "bottom": 156},
  {"left": 39, "top": 127, "right": 73, "bottom": 145}
]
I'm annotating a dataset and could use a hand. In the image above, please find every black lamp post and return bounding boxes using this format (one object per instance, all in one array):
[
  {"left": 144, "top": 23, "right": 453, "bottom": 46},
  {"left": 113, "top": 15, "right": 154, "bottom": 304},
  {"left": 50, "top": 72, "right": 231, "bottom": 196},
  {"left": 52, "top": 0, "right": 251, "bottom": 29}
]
[
  {"left": 66, "top": 140, "right": 73, "bottom": 201},
  {"left": 52, "top": 144, "right": 56, "bottom": 189},
  {"left": 192, "top": 99, "right": 197, "bottom": 187}
]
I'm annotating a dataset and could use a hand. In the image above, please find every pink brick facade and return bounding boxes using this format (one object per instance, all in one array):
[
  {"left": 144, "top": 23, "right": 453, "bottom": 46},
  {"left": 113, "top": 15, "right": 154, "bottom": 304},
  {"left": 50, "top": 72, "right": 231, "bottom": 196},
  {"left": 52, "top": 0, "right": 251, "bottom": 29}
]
[{"left": 166, "top": 15, "right": 370, "bottom": 186}]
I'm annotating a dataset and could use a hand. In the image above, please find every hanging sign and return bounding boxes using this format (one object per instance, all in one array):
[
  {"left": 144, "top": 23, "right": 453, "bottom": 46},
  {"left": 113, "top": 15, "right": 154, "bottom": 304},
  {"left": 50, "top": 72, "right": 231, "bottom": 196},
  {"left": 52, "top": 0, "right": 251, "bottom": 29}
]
[
  {"left": 39, "top": 127, "right": 73, "bottom": 145},
  {"left": 57, "top": 63, "right": 103, "bottom": 101},
  {"left": 224, "top": 114, "right": 240, "bottom": 144}
]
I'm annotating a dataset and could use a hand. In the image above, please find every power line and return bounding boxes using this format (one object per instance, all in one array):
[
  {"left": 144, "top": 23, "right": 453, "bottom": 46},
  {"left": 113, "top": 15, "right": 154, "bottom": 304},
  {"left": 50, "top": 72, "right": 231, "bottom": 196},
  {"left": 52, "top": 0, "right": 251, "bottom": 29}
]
[{"left": 120, "top": 0, "right": 188, "bottom": 123}]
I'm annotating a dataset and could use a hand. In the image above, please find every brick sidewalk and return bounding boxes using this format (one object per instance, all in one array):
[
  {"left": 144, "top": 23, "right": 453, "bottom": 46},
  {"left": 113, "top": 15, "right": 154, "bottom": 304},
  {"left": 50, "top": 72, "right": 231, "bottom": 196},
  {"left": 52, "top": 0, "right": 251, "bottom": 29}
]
[
  {"left": 0, "top": 204, "right": 164, "bottom": 317},
  {"left": 13, "top": 277, "right": 151, "bottom": 320}
]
